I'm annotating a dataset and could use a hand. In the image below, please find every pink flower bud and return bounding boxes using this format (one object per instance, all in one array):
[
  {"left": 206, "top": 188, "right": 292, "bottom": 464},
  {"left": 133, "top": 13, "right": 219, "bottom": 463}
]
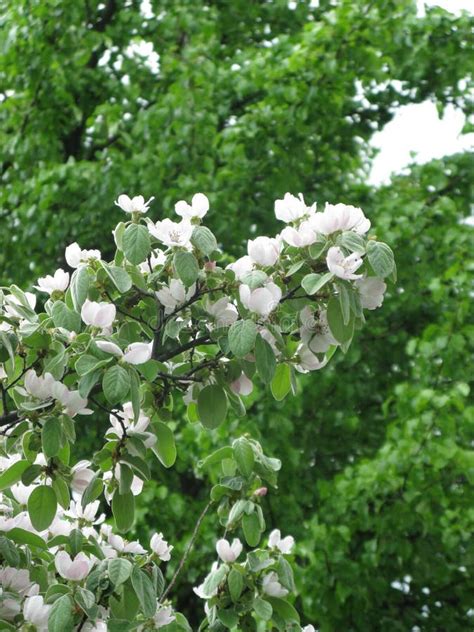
[{"left": 254, "top": 487, "right": 268, "bottom": 497}]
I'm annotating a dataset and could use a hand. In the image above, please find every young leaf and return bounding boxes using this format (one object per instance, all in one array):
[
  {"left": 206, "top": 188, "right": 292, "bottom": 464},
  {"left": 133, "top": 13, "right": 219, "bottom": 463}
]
[
  {"left": 197, "top": 385, "right": 228, "bottom": 429},
  {"left": 122, "top": 224, "right": 151, "bottom": 265},
  {"left": 191, "top": 226, "right": 217, "bottom": 256},
  {"left": 174, "top": 251, "right": 199, "bottom": 287},
  {"left": 103, "top": 365, "right": 131, "bottom": 404},
  {"left": 228, "top": 319, "right": 257, "bottom": 358},
  {"left": 41, "top": 417, "right": 62, "bottom": 458},
  {"left": 70, "top": 266, "right": 90, "bottom": 311},
  {"left": 130, "top": 567, "right": 157, "bottom": 618},
  {"left": 233, "top": 437, "right": 255, "bottom": 478},
  {"left": 255, "top": 334, "right": 276, "bottom": 384},
  {"left": 48, "top": 594, "right": 74, "bottom": 632},
  {"left": 271, "top": 364, "right": 291, "bottom": 401},
  {"left": 28, "top": 485, "right": 57, "bottom": 531},
  {"left": 327, "top": 296, "right": 354, "bottom": 344},
  {"left": 112, "top": 490, "right": 135, "bottom": 532},
  {"left": 301, "top": 272, "right": 333, "bottom": 296},
  {"left": 151, "top": 421, "right": 177, "bottom": 468},
  {"left": 366, "top": 241, "right": 395, "bottom": 277}
]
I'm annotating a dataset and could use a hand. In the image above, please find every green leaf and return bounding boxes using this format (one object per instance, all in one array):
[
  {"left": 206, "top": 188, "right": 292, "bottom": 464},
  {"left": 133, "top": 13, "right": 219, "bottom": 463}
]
[
  {"left": 228, "top": 320, "right": 257, "bottom": 358},
  {"left": 129, "top": 369, "right": 141, "bottom": 422},
  {"left": 112, "top": 490, "right": 135, "bottom": 532},
  {"left": 28, "top": 485, "right": 57, "bottom": 531},
  {"left": 75, "top": 587, "right": 97, "bottom": 618},
  {"left": 7, "top": 527, "right": 46, "bottom": 549},
  {"left": 81, "top": 472, "right": 103, "bottom": 509},
  {"left": 197, "top": 384, "right": 228, "bottom": 429},
  {"left": 255, "top": 334, "right": 276, "bottom": 384},
  {"left": 191, "top": 226, "right": 218, "bottom": 256},
  {"left": 241, "top": 270, "right": 268, "bottom": 289},
  {"left": 130, "top": 567, "right": 157, "bottom": 618},
  {"left": 253, "top": 597, "right": 272, "bottom": 621},
  {"left": 233, "top": 437, "right": 255, "bottom": 477},
  {"left": 174, "top": 251, "right": 199, "bottom": 287},
  {"left": 109, "top": 558, "right": 133, "bottom": 587},
  {"left": 271, "top": 364, "right": 291, "bottom": 401},
  {"left": 339, "top": 231, "right": 366, "bottom": 254},
  {"left": 122, "top": 224, "right": 151, "bottom": 265},
  {"left": 0, "top": 535, "right": 20, "bottom": 566},
  {"left": 366, "top": 241, "right": 395, "bottom": 277},
  {"left": 266, "top": 597, "right": 300, "bottom": 624},
  {"left": 75, "top": 354, "right": 110, "bottom": 376},
  {"left": 101, "top": 263, "right": 133, "bottom": 293},
  {"left": 301, "top": 272, "right": 333, "bottom": 295},
  {"left": 151, "top": 421, "right": 177, "bottom": 468},
  {"left": 42, "top": 417, "right": 62, "bottom": 458},
  {"left": 51, "top": 301, "right": 81, "bottom": 332},
  {"left": 48, "top": 594, "right": 74, "bottom": 632},
  {"left": 70, "top": 266, "right": 90, "bottom": 311},
  {"left": 277, "top": 555, "right": 295, "bottom": 591},
  {"left": 242, "top": 511, "right": 261, "bottom": 547},
  {"left": 326, "top": 296, "right": 354, "bottom": 344},
  {"left": 52, "top": 477, "right": 70, "bottom": 510},
  {"left": 202, "top": 564, "right": 228, "bottom": 597},
  {"left": 0, "top": 459, "right": 29, "bottom": 490},
  {"left": 103, "top": 365, "right": 131, "bottom": 404},
  {"left": 217, "top": 609, "right": 239, "bottom": 629},
  {"left": 227, "top": 568, "right": 243, "bottom": 602}
]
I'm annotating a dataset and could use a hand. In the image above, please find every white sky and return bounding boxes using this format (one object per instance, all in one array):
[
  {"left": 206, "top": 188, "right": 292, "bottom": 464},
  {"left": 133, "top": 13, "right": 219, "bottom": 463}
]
[{"left": 370, "top": 0, "right": 473, "bottom": 184}]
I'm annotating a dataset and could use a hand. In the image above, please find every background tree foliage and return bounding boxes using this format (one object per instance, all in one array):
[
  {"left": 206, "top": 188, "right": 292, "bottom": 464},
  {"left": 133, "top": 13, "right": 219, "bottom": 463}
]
[{"left": 1, "top": 0, "right": 473, "bottom": 629}]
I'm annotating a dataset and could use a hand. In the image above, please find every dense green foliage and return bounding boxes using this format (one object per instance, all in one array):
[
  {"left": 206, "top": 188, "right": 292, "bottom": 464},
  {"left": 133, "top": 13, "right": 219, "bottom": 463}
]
[{"left": 1, "top": 0, "right": 473, "bottom": 630}]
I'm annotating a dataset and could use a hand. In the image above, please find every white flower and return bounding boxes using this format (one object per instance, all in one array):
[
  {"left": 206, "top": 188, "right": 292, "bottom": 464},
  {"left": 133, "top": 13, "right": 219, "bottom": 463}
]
[
  {"left": 4, "top": 292, "right": 36, "bottom": 320},
  {"left": 139, "top": 249, "right": 167, "bottom": 274},
  {"left": 280, "top": 220, "right": 317, "bottom": 247},
  {"left": 268, "top": 529, "right": 295, "bottom": 554},
  {"left": 302, "top": 626, "right": 316, "bottom": 632},
  {"left": 148, "top": 218, "right": 193, "bottom": 248},
  {"left": 326, "top": 246, "right": 363, "bottom": 280},
  {"left": 175, "top": 193, "right": 209, "bottom": 219},
  {"left": 81, "top": 299, "right": 116, "bottom": 329},
  {"left": 0, "top": 567, "right": 38, "bottom": 597},
  {"left": 107, "top": 532, "right": 146, "bottom": 555},
  {"left": 115, "top": 194, "right": 154, "bottom": 214},
  {"left": 23, "top": 595, "right": 50, "bottom": 631},
  {"left": 95, "top": 340, "right": 123, "bottom": 357},
  {"left": 262, "top": 571, "right": 288, "bottom": 597},
  {"left": 230, "top": 372, "right": 253, "bottom": 396},
  {"left": 239, "top": 281, "right": 282, "bottom": 318},
  {"left": 51, "top": 383, "right": 92, "bottom": 417},
  {"left": 66, "top": 500, "right": 105, "bottom": 525},
  {"left": 309, "top": 202, "right": 370, "bottom": 235},
  {"left": 274, "top": 193, "right": 315, "bottom": 223},
  {"left": 247, "top": 236, "right": 280, "bottom": 267},
  {"left": 103, "top": 467, "right": 144, "bottom": 502},
  {"left": 295, "top": 345, "right": 328, "bottom": 373},
  {"left": 206, "top": 297, "right": 238, "bottom": 328},
  {"left": 227, "top": 255, "right": 254, "bottom": 280},
  {"left": 216, "top": 538, "right": 243, "bottom": 563},
  {"left": 156, "top": 279, "right": 196, "bottom": 315},
  {"left": 153, "top": 605, "right": 176, "bottom": 628},
  {"left": 55, "top": 551, "right": 93, "bottom": 581},
  {"left": 299, "top": 307, "right": 337, "bottom": 354},
  {"left": 71, "top": 460, "right": 95, "bottom": 496},
  {"left": 34, "top": 268, "right": 69, "bottom": 295},
  {"left": 24, "top": 370, "right": 57, "bottom": 400},
  {"left": 355, "top": 277, "right": 387, "bottom": 310},
  {"left": 150, "top": 533, "right": 173, "bottom": 561},
  {"left": 123, "top": 341, "right": 153, "bottom": 365},
  {"left": 65, "top": 243, "right": 101, "bottom": 268},
  {"left": 0, "top": 364, "right": 7, "bottom": 380}
]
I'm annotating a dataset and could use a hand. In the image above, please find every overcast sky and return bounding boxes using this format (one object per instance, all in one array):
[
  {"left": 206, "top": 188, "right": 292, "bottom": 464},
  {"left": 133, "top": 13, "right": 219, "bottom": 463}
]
[{"left": 370, "top": 0, "right": 473, "bottom": 184}]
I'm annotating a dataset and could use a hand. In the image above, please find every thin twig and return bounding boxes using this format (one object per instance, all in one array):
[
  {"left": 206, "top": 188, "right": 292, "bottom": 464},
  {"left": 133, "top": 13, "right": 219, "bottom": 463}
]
[
  {"left": 161, "top": 500, "right": 213, "bottom": 601},
  {"left": 90, "top": 396, "right": 128, "bottom": 437}
]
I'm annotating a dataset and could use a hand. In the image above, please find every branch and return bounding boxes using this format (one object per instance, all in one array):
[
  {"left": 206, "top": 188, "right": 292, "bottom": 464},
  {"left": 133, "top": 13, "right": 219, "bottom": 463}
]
[
  {"left": 155, "top": 335, "right": 212, "bottom": 363},
  {"left": 0, "top": 410, "right": 20, "bottom": 428},
  {"left": 161, "top": 499, "right": 213, "bottom": 601}
]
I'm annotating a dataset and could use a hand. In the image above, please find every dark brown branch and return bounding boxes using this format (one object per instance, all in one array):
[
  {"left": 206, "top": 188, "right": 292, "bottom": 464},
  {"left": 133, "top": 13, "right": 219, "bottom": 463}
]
[{"left": 156, "top": 335, "right": 212, "bottom": 363}]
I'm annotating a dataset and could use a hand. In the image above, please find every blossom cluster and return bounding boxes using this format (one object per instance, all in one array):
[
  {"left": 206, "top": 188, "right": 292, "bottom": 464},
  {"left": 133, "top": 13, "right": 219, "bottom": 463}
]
[{"left": 0, "top": 190, "right": 393, "bottom": 629}]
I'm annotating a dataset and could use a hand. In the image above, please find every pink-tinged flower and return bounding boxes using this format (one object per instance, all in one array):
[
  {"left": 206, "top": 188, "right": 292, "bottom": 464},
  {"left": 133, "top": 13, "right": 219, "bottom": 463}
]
[
  {"left": 123, "top": 341, "right": 153, "bottom": 365},
  {"left": 147, "top": 218, "right": 193, "bottom": 248},
  {"left": 51, "top": 383, "right": 92, "bottom": 417},
  {"left": 227, "top": 255, "right": 254, "bottom": 280},
  {"left": 24, "top": 370, "right": 57, "bottom": 400},
  {"left": 71, "top": 460, "right": 95, "bottom": 496},
  {"left": 268, "top": 529, "right": 295, "bottom": 554},
  {"left": 34, "top": 268, "right": 70, "bottom": 295},
  {"left": 206, "top": 297, "right": 238, "bottom": 328},
  {"left": 253, "top": 487, "right": 268, "bottom": 497},
  {"left": 23, "top": 595, "right": 50, "bottom": 631},
  {"left": 302, "top": 626, "right": 316, "bottom": 632},
  {"left": 274, "top": 193, "right": 315, "bottom": 223},
  {"left": 295, "top": 345, "right": 328, "bottom": 373},
  {"left": 309, "top": 202, "right": 370, "bottom": 235},
  {"left": 95, "top": 340, "right": 123, "bottom": 357},
  {"left": 239, "top": 281, "right": 282, "bottom": 318},
  {"left": 107, "top": 532, "right": 146, "bottom": 555},
  {"left": 139, "top": 249, "right": 167, "bottom": 274},
  {"left": 115, "top": 194, "right": 154, "bottom": 214},
  {"left": 55, "top": 551, "right": 93, "bottom": 581},
  {"left": 262, "top": 571, "right": 288, "bottom": 597},
  {"left": 175, "top": 192, "right": 209, "bottom": 219},
  {"left": 280, "top": 220, "right": 317, "bottom": 247},
  {"left": 299, "top": 307, "right": 338, "bottom": 354},
  {"left": 216, "top": 538, "right": 243, "bottom": 563},
  {"left": 150, "top": 533, "right": 173, "bottom": 561},
  {"left": 0, "top": 567, "right": 39, "bottom": 598},
  {"left": 326, "top": 246, "right": 363, "bottom": 280},
  {"left": 230, "top": 372, "right": 253, "bottom": 396},
  {"left": 81, "top": 299, "right": 116, "bottom": 329},
  {"left": 355, "top": 277, "right": 387, "bottom": 310},
  {"left": 247, "top": 236, "right": 280, "bottom": 267},
  {"left": 4, "top": 291, "right": 36, "bottom": 320},
  {"left": 65, "top": 243, "right": 101, "bottom": 268},
  {"left": 153, "top": 605, "right": 176, "bottom": 628},
  {"left": 156, "top": 279, "right": 195, "bottom": 314}
]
